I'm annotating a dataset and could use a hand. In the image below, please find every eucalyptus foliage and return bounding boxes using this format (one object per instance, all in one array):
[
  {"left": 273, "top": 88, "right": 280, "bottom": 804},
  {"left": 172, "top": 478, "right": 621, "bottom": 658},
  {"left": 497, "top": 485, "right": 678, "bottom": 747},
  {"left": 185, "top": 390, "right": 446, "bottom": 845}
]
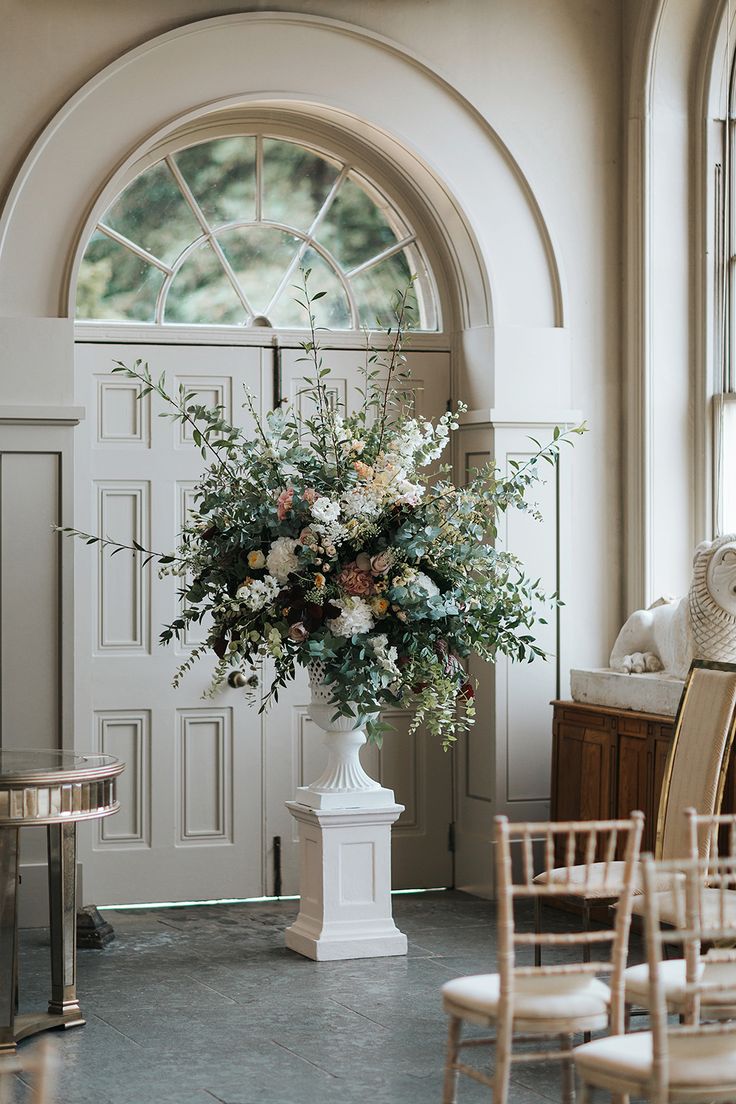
[{"left": 62, "top": 273, "right": 585, "bottom": 748}]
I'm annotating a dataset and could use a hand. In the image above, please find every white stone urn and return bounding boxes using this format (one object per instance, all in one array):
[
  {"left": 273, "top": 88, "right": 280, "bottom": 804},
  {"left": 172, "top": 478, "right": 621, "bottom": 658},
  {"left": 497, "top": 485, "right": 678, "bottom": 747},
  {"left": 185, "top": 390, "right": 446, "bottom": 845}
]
[{"left": 293, "top": 660, "right": 396, "bottom": 810}]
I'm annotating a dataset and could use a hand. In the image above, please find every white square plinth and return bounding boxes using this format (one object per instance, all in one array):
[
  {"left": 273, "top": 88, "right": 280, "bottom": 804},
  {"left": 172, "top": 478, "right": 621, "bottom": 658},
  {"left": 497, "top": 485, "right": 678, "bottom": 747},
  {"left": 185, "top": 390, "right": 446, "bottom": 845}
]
[
  {"left": 570, "top": 668, "right": 684, "bottom": 716},
  {"left": 284, "top": 801, "right": 408, "bottom": 961}
]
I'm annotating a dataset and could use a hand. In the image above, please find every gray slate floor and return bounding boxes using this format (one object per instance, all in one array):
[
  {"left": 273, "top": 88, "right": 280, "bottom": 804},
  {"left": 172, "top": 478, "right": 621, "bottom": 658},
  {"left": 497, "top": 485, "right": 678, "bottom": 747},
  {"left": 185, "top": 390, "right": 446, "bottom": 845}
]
[{"left": 12, "top": 892, "right": 629, "bottom": 1104}]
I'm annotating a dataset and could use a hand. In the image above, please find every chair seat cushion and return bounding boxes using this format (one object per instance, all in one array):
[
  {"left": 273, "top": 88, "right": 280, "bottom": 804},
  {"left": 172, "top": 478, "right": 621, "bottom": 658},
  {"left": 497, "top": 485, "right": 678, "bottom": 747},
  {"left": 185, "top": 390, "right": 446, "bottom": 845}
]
[
  {"left": 533, "top": 861, "right": 631, "bottom": 899},
  {"left": 441, "top": 971, "right": 610, "bottom": 1023},
  {"left": 631, "top": 887, "right": 736, "bottom": 926},
  {"left": 624, "top": 957, "right": 736, "bottom": 1014},
  {"left": 534, "top": 862, "right": 679, "bottom": 899},
  {"left": 575, "top": 1030, "right": 736, "bottom": 1090}
]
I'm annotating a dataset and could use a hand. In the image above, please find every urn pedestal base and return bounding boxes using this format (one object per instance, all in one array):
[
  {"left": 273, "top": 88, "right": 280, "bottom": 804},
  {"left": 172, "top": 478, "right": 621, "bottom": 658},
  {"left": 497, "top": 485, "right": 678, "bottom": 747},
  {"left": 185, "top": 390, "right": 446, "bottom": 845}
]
[{"left": 284, "top": 801, "right": 408, "bottom": 961}]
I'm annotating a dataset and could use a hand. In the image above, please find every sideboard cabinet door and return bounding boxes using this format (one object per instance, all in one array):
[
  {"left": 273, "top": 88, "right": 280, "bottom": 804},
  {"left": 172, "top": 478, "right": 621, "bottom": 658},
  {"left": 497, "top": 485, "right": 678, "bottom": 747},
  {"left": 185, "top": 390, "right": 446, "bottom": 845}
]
[{"left": 551, "top": 707, "right": 615, "bottom": 825}]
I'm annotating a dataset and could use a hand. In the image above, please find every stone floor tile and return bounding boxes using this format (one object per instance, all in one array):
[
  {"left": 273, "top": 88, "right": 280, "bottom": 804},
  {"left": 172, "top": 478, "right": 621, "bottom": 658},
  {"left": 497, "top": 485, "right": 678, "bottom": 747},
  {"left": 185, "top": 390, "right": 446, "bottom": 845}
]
[{"left": 11, "top": 891, "right": 642, "bottom": 1104}]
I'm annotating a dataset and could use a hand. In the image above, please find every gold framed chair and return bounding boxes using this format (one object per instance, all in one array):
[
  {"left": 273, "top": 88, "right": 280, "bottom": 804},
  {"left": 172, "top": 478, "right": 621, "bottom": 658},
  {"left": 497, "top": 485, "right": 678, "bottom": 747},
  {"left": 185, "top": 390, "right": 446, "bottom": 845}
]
[
  {"left": 575, "top": 852, "right": 736, "bottom": 1104},
  {"left": 441, "top": 812, "right": 643, "bottom": 1104},
  {"left": 534, "top": 661, "right": 736, "bottom": 961}
]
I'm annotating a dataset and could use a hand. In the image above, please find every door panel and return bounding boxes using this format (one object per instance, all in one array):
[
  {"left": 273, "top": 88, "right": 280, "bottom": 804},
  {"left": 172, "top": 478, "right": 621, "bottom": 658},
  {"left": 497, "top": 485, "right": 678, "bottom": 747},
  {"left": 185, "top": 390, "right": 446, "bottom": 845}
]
[{"left": 75, "top": 343, "right": 267, "bottom": 904}]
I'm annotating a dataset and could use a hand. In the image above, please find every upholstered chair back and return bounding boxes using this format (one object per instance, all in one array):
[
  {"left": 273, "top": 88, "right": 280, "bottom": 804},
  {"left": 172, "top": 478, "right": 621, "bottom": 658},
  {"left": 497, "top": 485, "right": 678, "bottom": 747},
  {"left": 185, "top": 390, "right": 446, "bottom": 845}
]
[{"left": 657, "top": 663, "right": 736, "bottom": 862}]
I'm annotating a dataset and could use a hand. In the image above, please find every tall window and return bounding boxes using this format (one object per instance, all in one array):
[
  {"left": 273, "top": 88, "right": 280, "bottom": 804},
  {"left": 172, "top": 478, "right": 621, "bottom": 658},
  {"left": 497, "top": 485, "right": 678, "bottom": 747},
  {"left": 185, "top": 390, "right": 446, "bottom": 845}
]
[
  {"left": 721, "top": 71, "right": 736, "bottom": 532},
  {"left": 76, "top": 134, "right": 438, "bottom": 331}
]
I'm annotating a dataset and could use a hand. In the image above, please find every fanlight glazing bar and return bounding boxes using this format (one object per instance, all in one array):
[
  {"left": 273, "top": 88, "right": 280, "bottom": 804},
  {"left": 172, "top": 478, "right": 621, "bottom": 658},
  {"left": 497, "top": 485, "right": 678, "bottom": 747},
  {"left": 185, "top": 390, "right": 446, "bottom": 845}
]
[
  {"left": 164, "top": 154, "right": 255, "bottom": 322},
  {"left": 96, "top": 224, "right": 173, "bottom": 275},
  {"left": 346, "top": 235, "right": 417, "bottom": 279},
  {"left": 255, "top": 134, "right": 263, "bottom": 223},
  {"left": 264, "top": 165, "right": 350, "bottom": 321}
]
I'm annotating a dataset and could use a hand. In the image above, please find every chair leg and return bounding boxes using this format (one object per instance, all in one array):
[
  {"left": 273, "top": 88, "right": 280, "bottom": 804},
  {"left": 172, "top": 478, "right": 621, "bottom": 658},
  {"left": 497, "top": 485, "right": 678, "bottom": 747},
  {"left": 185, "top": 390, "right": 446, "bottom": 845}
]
[
  {"left": 560, "top": 1033, "right": 575, "bottom": 1104},
  {"left": 493, "top": 1018, "right": 513, "bottom": 1104},
  {"left": 582, "top": 899, "right": 591, "bottom": 964},
  {"left": 577, "top": 1080, "right": 590, "bottom": 1104},
  {"left": 581, "top": 901, "right": 592, "bottom": 1044},
  {"left": 442, "top": 1015, "right": 462, "bottom": 1104},
  {"left": 534, "top": 896, "right": 542, "bottom": 967}
]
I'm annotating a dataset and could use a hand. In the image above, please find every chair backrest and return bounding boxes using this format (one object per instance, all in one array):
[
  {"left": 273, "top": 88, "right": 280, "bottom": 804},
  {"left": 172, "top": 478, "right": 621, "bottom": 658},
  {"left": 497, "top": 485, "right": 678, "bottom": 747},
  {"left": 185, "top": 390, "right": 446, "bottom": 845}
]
[
  {"left": 641, "top": 852, "right": 736, "bottom": 1102},
  {"left": 656, "top": 662, "right": 736, "bottom": 861},
  {"left": 494, "top": 813, "right": 644, "bottom": 1034},
  {"left": 686, "top": 809, "right": 736, "bottom": 869}
]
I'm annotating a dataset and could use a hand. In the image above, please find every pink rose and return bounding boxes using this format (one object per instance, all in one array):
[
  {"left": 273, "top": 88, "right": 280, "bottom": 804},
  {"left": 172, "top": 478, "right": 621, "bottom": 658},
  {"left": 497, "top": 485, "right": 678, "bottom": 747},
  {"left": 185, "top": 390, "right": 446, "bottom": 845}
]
[
  {"left": 277, "top": 488, "right": 295, "bottom": 521},
  {"left": 370, "top": 551, "right": 393, "bottom": 576},
  {"left": 303, "top": 488, "right": 320, "bottom": 506},
  {"left": 288, "top": 622, "right": 309, "bottom": 643},
  {"left": 337, "top": 562, "right": 375, "bottom": 596},
  {"left": 299, "top": 527, "right": 318, "bottom": 548}
]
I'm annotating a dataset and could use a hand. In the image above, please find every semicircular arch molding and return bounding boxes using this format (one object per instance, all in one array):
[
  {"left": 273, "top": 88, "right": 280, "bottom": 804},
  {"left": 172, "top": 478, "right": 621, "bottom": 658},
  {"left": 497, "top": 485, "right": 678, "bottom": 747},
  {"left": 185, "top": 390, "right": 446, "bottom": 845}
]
[{"left": 0, "top": 11, "right": 564, "bottom": 336}]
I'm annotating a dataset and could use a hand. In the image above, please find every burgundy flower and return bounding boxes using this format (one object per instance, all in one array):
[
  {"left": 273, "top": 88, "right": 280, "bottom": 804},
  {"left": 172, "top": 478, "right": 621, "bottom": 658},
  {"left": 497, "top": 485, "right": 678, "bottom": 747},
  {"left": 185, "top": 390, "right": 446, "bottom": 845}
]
[{"left": 458, "top": 681, "right": 475, "bottom": 702}]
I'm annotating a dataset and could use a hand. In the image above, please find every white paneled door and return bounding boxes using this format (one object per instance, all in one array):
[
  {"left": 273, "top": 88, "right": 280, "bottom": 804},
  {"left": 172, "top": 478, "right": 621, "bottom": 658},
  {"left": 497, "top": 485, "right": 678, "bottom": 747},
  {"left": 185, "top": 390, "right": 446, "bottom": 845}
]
[{"left": 74, "top": 341, "right": 453, "bottom": 905}]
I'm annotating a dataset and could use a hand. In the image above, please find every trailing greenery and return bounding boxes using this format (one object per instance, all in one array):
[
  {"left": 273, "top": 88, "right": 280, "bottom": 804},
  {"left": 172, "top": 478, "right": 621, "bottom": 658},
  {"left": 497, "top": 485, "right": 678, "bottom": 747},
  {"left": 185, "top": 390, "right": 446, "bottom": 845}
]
[{"left": 61, "top": 272, "right": 585, "bottom": 748}]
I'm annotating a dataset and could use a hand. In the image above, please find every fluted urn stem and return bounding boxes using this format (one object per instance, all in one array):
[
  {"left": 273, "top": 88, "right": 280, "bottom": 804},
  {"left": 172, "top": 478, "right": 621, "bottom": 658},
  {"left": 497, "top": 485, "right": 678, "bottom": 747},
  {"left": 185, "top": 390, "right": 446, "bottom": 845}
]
[{"left": 293, "top": 662, "right": 396, "bottom": 810}]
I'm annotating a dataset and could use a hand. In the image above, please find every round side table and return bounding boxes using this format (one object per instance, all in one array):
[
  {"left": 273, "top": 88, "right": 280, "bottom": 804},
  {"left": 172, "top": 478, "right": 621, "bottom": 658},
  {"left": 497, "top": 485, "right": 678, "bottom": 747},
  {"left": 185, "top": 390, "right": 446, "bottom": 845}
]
[{"left": 0, "top": 749, "right": 124, "bottom": 1054}]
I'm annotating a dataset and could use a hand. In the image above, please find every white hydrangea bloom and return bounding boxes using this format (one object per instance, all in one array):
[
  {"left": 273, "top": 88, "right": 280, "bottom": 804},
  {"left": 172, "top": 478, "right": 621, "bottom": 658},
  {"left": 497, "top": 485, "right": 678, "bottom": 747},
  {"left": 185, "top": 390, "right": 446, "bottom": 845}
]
[
  {"left": 327, "top": 596, "right": 375, "bottom": 637},
  {"left": 413, "top": 571, "right": 440, "bottom": 598},
  {"left": 340, "top": 485, "right": 384, "bottom": 519},
  {"left": 236, "top": 574, "right": 281, "bottom": 611},
  {"left": 266, "top": 537, "right": 299, "bottom": 582},
  {"left": 311, "top": 497, "right": 341, "bottom": 525}
]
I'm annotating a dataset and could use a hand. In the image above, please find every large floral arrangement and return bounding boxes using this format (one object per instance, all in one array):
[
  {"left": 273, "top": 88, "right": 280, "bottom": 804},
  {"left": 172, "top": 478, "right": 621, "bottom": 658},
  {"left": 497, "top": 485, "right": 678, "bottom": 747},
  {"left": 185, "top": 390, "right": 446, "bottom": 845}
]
[{"left": 64, "top": 276, "right": 583, "bottom": 748}]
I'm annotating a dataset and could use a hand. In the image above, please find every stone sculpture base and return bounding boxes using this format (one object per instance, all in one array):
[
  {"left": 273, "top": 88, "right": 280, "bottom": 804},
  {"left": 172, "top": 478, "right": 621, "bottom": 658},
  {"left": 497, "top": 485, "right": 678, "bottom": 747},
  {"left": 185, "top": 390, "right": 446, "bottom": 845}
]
[
  {"left": 570, "top": 667, "right": 684, "bottom": 717},
  {"left": 284, "top": 801, "right": 408, "bottom": 961}
]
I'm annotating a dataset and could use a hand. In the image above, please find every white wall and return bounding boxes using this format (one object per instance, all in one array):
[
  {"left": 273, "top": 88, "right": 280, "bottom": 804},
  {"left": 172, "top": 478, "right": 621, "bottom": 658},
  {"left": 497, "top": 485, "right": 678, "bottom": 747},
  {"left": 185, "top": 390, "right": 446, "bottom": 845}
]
[
  {"left": 0, "top": 0, "right": 625, "bottom": 664},
  {"left": 0, "top": 1, "right": 626, "bottom": 897}
]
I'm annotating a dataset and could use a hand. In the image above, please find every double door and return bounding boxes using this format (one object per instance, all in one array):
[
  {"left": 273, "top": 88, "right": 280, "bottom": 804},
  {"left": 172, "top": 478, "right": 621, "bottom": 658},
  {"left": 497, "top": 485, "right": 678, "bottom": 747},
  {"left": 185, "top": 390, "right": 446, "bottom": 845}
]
[{"left": 74, "top": 339, "right": 454, "bottom": 904}]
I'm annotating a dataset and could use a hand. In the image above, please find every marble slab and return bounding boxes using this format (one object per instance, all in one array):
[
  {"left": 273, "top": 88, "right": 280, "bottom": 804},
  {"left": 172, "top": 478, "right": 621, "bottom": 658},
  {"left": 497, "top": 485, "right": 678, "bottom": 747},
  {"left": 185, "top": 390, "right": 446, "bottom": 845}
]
[{"left": 570, "top": 667, "right": 684, "bottom": 717}]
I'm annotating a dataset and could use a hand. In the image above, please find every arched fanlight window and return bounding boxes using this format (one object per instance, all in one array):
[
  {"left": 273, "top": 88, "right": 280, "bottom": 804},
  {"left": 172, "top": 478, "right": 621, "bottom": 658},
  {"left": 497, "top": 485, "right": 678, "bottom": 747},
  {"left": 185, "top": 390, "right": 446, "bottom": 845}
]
[{"left": 75, "top": 135, "right": 438, "bottom": 330}]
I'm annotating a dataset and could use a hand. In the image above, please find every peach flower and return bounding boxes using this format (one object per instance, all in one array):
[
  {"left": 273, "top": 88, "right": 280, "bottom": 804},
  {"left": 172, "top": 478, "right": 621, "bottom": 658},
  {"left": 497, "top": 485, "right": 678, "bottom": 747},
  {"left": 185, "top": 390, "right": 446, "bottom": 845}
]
[
  {"left": 337, "top": 561, "right": 375, "bottom": 596},
  {"left": 276, "top": 488, "right": 295, "bottom": 521}
]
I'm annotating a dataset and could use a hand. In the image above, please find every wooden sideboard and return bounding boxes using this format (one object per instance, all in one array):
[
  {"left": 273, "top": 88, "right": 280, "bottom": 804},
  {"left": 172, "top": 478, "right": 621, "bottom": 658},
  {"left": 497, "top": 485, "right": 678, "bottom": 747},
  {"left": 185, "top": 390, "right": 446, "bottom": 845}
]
[{"left": 550, "top": 700, "right": 736, "bottom": 855}]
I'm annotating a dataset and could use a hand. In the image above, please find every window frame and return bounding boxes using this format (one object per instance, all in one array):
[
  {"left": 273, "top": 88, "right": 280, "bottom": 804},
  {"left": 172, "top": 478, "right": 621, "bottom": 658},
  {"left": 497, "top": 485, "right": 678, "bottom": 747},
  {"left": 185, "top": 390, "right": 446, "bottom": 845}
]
[{"left": 73, "top": 122, "right": 442, "bottom": 336}]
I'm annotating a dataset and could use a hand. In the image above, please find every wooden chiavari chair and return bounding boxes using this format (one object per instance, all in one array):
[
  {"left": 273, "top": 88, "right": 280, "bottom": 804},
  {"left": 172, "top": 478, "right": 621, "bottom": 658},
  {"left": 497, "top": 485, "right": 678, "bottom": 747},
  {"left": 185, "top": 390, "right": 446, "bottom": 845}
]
[
  {"left": 576, "top": 852, "right": 736, "bottom": 1103},
  {"left": 0, "top": 1038, "right": 58, "bottom": 1104},
  {"left": 441, "top": 812, "right": 643, "bottom": 1104},
  {"left": 625, "top": 811, "right": 736, "bottom": 1017}
]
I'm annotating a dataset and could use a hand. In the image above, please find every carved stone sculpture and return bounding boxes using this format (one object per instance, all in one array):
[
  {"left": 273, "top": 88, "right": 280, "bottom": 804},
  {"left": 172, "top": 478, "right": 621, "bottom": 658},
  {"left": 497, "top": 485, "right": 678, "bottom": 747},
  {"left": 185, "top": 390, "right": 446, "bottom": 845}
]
[{"left": 610, "top": 534, "right": 736, "bottom": 678}]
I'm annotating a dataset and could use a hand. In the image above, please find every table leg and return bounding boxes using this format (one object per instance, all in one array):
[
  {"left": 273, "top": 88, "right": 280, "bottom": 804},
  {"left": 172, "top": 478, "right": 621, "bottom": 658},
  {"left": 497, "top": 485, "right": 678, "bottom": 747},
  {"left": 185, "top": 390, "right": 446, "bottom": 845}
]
[
  {"left": 47, "top": 824, "right": 81, "bottom": 1018},
  {"left": 0, "top": 827, "right": 19, "bottom": 1053}
]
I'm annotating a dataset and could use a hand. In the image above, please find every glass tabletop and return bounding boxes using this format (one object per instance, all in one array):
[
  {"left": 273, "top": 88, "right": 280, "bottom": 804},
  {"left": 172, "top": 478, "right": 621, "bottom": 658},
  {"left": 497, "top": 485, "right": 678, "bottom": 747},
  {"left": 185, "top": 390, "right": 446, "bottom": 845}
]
[{"left": 0, "top": 749, "right": 119, "bottom": 777}]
